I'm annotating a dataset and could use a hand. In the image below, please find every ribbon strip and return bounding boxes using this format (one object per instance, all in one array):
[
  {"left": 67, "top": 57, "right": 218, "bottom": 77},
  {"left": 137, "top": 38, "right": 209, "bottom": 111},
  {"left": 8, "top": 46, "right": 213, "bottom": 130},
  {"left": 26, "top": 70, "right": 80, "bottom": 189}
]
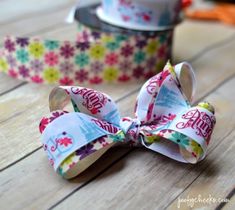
[
  {"left": 39, "top": 61, "right": 216, "bottom": 179},
  {"left": 0, "top": 22, "right": 172, "bottom": 85}
]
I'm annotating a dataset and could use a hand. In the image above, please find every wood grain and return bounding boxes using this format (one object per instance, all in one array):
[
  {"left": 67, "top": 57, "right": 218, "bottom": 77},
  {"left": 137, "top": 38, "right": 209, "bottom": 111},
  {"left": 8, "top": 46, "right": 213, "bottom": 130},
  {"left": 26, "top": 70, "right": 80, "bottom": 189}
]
[
  {"left": 0, "top": 82, "right": 141, "bottom": 170},
  {"left": 0, "top": 93, "right": 137, "bottom": 210},
  {"left": 173, "top": 21, "right": 235, "bottom": 62},
  {"left": 0, "top": 1, "right": 235, "bottom": 210},
  {"left": 223, "top": 191, "right": 235, "bottom": 210},
  {"left": 0, "top": 0, "right": 75, "bottom": 24}
]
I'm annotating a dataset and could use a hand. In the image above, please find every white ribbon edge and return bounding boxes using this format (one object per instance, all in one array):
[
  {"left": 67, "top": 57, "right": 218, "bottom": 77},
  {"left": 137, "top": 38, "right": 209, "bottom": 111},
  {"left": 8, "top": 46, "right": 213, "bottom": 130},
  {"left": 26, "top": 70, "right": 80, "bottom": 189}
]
[{"left": 175, "top": 62, "right": 197, "bottom": 103}]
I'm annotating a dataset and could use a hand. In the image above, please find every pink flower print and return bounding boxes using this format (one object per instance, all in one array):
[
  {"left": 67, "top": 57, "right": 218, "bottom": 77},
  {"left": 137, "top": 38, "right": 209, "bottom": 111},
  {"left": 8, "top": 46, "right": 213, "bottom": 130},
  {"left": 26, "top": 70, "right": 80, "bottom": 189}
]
[
  {"left": 44, "top": 52, "right": 59, "bottom": 66},
  {"left": 105, "top": 53, "right": 118, "bottom": 66},
  {"left": 4, "top": 39, "right": 15, "bottom": 52},
  {"left": 60, "top": 43, "right": 74, "bottom": 59},
  {"left": 121, "top": 44, "right": 134, "bottom": 57},
  {"left": 122, "top": 15, "right": 131, "bottom": 22},
  {"left": 8, "top": 69, "right": 18, "bottom": 78},
  {"left": 142, "top": 13, "right": 151, "bottom": 22},
  {"left": 118, "top": 74, "right": 130, "bottom": 82},
  {"left": 59, "top": 77, "right": 74, "bottom": 85},
  {"left": 19, "top": 65, "right": 29, "bottom": 78},
  {"left": 75, "top": 69, "right": 88, "bottom": 82},
  {"left": 81, "top": 31, "right": 90, "bottom": 42},
  {"left": 158, "top": 130, "right": 166, "bottom": 137},
  {"left": 31, "top": 75, "right": 43, "bottom": 83},
  {"left": 39, "top": 117, "right": 50, "bottom": 133},
  {"left": 136, "top": 10, "right": 153, "bottom": 23},
  {"left": 133, "top": 66, "right": 144, "bottom": 78},
  {"left": 69, "top": 162, "right": 76, "bottom": 169},
  {"left": 58, "top": 137, "right": 73, "bottom": 147},
  {"left": 89, "top": 76, "right": 103, "bottom": 84}
]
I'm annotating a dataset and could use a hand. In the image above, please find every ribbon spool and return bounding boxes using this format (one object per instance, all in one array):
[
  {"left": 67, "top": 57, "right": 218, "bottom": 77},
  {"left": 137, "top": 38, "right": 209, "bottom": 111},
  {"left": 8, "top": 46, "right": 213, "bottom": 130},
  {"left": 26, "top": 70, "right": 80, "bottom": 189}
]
[
  {"left": 40, "top": 62, "right": 216, "bottom": 179},
  {"left": 96, "top": 0, "right": 182, "bottom": 31},
  {"left": 0, "top": 4, "right": 176, "bottom": 85}
]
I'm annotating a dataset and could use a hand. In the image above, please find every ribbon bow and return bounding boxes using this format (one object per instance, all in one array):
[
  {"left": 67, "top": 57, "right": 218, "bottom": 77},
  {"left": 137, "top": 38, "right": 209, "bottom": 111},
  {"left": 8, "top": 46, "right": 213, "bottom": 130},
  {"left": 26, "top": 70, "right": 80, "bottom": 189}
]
[{"left": 40, "top": 62, "right": 216, "bottom": 179}]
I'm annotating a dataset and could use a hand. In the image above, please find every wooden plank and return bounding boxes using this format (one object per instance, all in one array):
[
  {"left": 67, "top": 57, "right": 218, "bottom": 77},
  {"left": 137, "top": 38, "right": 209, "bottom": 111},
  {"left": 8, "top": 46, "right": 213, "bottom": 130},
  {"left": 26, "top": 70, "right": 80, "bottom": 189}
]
[
  {"left": 49, "top": 73, "right": 235, "bottom": 210},
  {"left": 0, "top": 93, "right": 136, "bottom": 210},
  {"left": 173, "top": 21, "right": 235, "bottom": 62},
  {"left": 0, "top": 2, "right": 234, "bottom": 209},
  {"left": 0, "top": 74, "right": 25, "bottom": 96},
  {"left": 0, "top": 82, "right": 141, "bottom": 170},
  {"left": 0, "top": 36, "right": 235, "bottom": 210},
  {"left": 223, "top": 192, "right": 235, "bottom": 210},
  {"left": 0, "top": 8, "right": 77, "bottom": 38}
]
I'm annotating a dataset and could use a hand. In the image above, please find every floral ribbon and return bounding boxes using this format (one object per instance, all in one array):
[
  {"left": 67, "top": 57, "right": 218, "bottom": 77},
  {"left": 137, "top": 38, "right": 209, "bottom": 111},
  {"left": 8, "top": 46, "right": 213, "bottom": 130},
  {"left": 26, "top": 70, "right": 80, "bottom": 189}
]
[
  {"left": 0, "top": 22, "right": 172, "bottom": 85},
  {"left": 39, "top": 61, "right": 216, "bottom": 179}
]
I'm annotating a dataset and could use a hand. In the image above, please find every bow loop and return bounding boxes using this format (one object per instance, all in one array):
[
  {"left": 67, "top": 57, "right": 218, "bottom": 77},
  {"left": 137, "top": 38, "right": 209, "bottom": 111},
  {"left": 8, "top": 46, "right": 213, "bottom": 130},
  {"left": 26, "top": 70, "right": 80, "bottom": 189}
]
[
  {"left": 135, "top": 62, "right": 196, "bottom": 124},
  {"left": 49, "top": 86, "right": 120, "bottom": 126}
]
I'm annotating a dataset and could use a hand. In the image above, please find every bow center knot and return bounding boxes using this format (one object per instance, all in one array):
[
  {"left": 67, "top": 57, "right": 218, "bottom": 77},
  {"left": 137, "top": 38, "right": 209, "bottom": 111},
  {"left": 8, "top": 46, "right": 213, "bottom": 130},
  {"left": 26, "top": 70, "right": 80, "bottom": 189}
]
[{"left": 119, "top": 117, "right": 141, "bottom": 143}]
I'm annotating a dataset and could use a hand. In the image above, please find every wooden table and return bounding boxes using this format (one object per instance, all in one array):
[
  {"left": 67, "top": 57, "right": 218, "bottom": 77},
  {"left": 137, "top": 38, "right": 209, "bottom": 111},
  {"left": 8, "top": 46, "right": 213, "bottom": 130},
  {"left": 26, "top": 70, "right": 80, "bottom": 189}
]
[{"left": 0, "top": 1, "right": 235, "bottom": 209}]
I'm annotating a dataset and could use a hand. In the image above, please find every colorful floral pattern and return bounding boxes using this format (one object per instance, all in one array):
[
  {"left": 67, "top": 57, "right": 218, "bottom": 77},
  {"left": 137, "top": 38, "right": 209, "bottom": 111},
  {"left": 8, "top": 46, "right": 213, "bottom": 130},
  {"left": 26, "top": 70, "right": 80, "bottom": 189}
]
[{"left": 1, "top": 24, "right": 172, "bottom": 85}]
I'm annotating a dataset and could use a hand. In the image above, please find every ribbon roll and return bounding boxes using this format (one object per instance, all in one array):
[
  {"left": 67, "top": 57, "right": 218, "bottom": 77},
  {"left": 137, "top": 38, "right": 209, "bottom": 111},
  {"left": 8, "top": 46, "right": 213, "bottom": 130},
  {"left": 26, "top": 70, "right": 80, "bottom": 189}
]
[
  {"left": 39, "top": 61, "right": 216, "bottom": 179},
  {"left": 0, "top": 5, "right": 174, "bottom": 86}
]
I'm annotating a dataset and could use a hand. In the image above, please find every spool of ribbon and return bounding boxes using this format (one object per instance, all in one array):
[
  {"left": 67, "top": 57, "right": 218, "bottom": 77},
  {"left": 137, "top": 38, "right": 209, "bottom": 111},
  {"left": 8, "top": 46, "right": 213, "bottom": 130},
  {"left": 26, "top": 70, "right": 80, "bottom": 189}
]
[
  {"left": 39, "top": 61, "right": 216, "bottom": 179},
  {"left": 0, "top": 4, "right": 174, "bottom": 86}
]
